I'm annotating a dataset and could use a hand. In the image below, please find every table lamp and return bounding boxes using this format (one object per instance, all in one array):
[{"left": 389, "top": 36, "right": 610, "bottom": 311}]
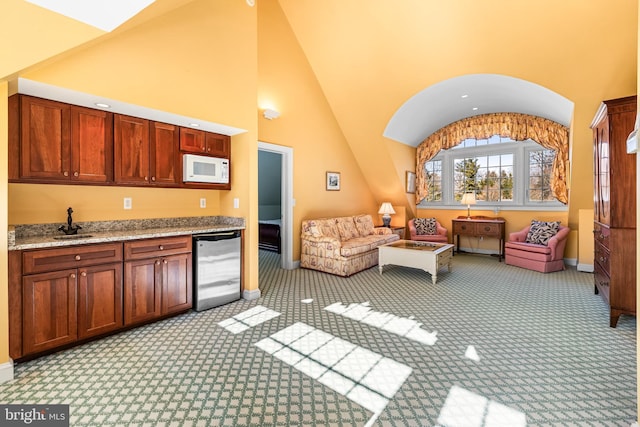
[
  {"left": 378, "top": 202, "right": 396, "bottom": 227},
  {"left": 460, "top": 193, "right": 476, "bottom": 219}
]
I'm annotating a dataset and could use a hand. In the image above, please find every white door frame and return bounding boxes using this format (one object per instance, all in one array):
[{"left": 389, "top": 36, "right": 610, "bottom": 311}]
[{"left": 258, "top": 141, "right": 295, "bottom": 269}]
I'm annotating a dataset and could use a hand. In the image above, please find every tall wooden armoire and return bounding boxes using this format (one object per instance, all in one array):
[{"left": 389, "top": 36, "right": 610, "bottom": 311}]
[{"left": 590, "top": 95, "right": 637, "bottom": 327}]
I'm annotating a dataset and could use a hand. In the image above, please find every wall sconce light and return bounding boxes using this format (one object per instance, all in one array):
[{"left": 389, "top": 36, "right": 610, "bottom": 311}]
[
  {"left": 378, "top": 202, "right": 396, "bottom": 227},
  {"left": 263, "top": 108, "right": 280, "bottom": 120},
  {"left": 460, "top": 192, "right": 476, "bottom": 219}
]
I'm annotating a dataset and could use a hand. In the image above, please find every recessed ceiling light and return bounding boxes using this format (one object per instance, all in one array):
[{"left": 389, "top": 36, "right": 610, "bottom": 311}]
[
  {"left": 472, "top": 107, "right": 479, "bottom": 111},
  {"left": 461, "top": 94, "right": 469, "bottom": 99},
  {"left": 189, "top": 123, "right": 200, "bottom": 127},
  {"left": 24, "top": 0, "right": 156, "bottom": 32},
  {"left": 95, "top": 102, "right": 110, "bottom": 108}
]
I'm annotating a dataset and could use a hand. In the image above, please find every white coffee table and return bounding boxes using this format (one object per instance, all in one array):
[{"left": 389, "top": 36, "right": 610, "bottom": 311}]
[{"left": 378, "top": 240, "right": 454, "bottom": 284}]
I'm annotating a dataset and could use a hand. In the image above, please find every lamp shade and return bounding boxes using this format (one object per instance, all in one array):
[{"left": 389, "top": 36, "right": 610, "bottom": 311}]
[
  {"left": 378, "top": 203, "right": 396, "bottom": 215},
  {"left": 460, "top": 193, "right": 476, "bottom": 206}
]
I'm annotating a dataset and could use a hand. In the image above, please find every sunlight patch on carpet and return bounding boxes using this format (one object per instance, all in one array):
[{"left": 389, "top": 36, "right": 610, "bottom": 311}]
[
  {"left": 437, "top": 385, "right": 526, "bottom": 427},
  {"left": 217, "top": 305, "right": 281, "bottom": 334},
  {"left": 255, "top": 322, "right": 412, "bottom": 426},
  {"left": 324, "top": 301, "right": 438, "bottom": 345}
]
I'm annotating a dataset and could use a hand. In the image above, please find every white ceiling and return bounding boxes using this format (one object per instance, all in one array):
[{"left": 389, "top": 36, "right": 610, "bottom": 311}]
[{"left": 384, "top": 74, "right": 575, "bottom": 147}]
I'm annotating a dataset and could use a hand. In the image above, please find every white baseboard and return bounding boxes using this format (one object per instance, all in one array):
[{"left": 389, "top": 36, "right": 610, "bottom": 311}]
[
  {"left": 564, "top": 258, "right": 577, "bottom": 267},
  {"left": 0, "top": 359, "right": 14, "bottom": 384},
  {"left": 577, "top": 263, "right": 594, "bottom": 273},
  {"left": 243, "top": 288, "right": 261, "bottom": 300}
]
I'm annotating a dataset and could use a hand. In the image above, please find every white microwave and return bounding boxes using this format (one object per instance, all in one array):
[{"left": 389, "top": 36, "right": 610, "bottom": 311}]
[{"left": 183, "top": 154, "right": 229, "bottom": 184}]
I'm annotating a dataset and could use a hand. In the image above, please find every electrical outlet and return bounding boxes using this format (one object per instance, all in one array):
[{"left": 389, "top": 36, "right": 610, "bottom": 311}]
[
  {"left": 200, "top": 198, "right": 206, "bottom": 208},
  {"left": 123, "top": 197, "right": 132, "bottom": 210},
  {"left": 233, "top": 198, "right": 240, "bottom": 209}
]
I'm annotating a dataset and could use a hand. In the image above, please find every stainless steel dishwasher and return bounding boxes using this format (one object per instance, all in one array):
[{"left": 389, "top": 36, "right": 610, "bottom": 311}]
[{"left": 193, "top": 230, "right": 242, "bottom": 311}]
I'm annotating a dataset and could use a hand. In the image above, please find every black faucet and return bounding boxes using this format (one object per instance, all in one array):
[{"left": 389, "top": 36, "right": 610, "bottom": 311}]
[{"left": 58, "top": 207, "right": 82, "bottom": 235}]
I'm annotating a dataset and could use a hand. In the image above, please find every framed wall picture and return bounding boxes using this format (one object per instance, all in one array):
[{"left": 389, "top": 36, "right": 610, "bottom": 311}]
[
  {"left": 326, "top": 171, "right": 341, "bottom": 191},
  {"left": 406, "top": 171, "right": 416, "bottom": 193}
]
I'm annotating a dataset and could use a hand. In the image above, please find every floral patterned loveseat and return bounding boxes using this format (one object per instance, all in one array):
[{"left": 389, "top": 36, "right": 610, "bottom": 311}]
[{"left": 300, "top": 214, "right": 400, "bottom": 277}]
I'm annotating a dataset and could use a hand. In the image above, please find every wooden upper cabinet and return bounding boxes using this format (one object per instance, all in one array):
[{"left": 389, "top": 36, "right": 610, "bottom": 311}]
[
  {"left": 114, "top": 114, "right": 151, "bottom": 184},
  {"left": 205, "top": 132, "right": 230, "bottom": 157},
  {"left": 115, "top": 115, "right": 181, "bottom": 186},
  {"left": 180, "top": 127, "right": 230, "bottom": 157},
  {"left": 71, "top": 106, "right": 113, "bottom": 182},
  {"left": 12, "top": 95, "right": 112, "bottom": 183},
  {"left": 150, "top": 122, "right": 180, "bottom": 186},
  {"left": 179, "top": 127, "right": 206, "bottom": 153},
  {"left": 19, "top": 96, "right": 71, "bottom": 181}
]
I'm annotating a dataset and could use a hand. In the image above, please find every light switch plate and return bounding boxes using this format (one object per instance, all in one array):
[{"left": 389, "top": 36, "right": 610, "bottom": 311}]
[
  {"left": 233, "top": 198, "right": 239, "bottom": 209},
  {"left": 200, "top": 198, "right": 206, "bottom": 208},
  {"left": 124, "top": 197, "right": 132, "bottom": 210}
]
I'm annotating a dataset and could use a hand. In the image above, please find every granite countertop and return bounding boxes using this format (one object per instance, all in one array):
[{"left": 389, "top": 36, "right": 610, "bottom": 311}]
[{"left": 9, "top": 216, "right": 245, "bottom": 251}]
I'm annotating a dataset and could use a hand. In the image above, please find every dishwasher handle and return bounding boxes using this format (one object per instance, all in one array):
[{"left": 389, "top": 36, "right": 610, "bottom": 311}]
[{"left": 194, "top": 230, "right": 241, "bottom": 241}]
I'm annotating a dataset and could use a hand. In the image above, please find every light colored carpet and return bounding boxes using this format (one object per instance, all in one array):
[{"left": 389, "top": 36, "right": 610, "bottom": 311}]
[{"left": 0, "top": 251, "right": 636, "bottom": 426}]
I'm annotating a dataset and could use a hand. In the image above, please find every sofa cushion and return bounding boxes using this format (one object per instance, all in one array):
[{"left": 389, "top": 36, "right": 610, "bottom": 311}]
[
  {"left": 304, "top": 220, "right": 322, "bottom": 237},
  {"left": 414, "top": 218, "right": 437, "bottom": 235},
  {"left": 354, "top": 214, "right": 375, "bottom": 237},
  {"left": 316, "top": 219, "right": 341, "bottom": 240},
  {"left": 526, "top": 220, "right": 560, "bottom": 245},
  {"left": 336, "top": 217, "right": 360, "bottom": 241}
]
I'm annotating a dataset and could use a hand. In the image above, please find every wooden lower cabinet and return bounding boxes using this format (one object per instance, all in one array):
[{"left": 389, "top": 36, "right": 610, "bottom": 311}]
[
  {"left": 124, "top": 237, "right": 192, "bottom": 326},
  {"left": 12, "top": 235, "right": 195, "bottom": 360},
  {"left": 78, "top": 262, "right": 123, "bottom": 339},
  {"left": 162, "top": 253, "right": 192, "bottom": 315},
  {"left": 22, "top": 269, "right": 78, "bottom": 355},
  {"left": 124, "top": 258, "right": 162, "bottom": 325}
]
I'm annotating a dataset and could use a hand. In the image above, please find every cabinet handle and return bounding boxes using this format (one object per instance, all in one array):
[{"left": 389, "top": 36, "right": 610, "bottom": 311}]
[
  {"left": 144, "top": 176, "right": 149, "bottom": 181},
  {"left": 599, "top": 257, "right": 605, "bottom": 262},
  {"left": 600, "top": 234, "right": 605, "bottom": 239},
  {"left": 151, "top": 176, "right": 156, "bottom": 182},
  {"left": 63, "top": 171, "right": 69, "bottom": 177},
  {"left": 155, "top": 260, "right": 160, "bottom": 266},
  {"left": 159, "top": 245, "right": 164, "bottom": 250},
  {"left": 163, "top": 259, "right": 168, "bottom": 265},
  {"left": 70, "top": 273, "right": 76, "bottom": 279},
  {"left": 73, "top": 171, "right": 79, "bottom": 177},
  {"left": 81, "top": 271, "right": 87, "bottom": 277},
  {"left": 207, "top": 148, "right": 211, "bottom": 152},
  {"left": 75, "top": 255, "right": 81, "bottom": 261}
]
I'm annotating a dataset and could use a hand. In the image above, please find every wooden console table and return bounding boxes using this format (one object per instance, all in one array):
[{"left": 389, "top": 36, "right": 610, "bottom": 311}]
[{"left": 452, "top": 216, "right": 506, "bottom": 261}]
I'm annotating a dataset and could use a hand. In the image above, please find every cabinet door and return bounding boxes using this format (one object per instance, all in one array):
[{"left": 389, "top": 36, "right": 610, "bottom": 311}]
[
  {"left": 161, "top": 253, "right": 192, "bottom": 315},
  {"left": 179, "top": 127, "right": 206, "bottom": 153},
  {"left": 71, "top": 106, "right": 114, "bottom": 182},
  {"left": 596, "top": 123, "right": 610, "bottom": 225},
  {"left": 78, "top": 262, "right": 123, "bottom": 339},
  {"left": 23, "top": 269, "right": 77, "bottom": 355},
  {"left": 20, "top": 96, "right": 71, "bottom": 180},
  {"left": 205, "top": 133, "right": 230, "bottom": 157},
  {"left": 124, "top": 258, "right": 162, "bottom": 325},
  {"left": 150, "top": 122, "right": 180, "bottom": 186},
  {"left": 114, "top": 114, "right": 150, "bottom": 184}
]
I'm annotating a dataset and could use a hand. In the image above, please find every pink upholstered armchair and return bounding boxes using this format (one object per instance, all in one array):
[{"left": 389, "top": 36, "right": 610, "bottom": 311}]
[
  {"left": 505, "top": 224, "right": 570, "bottom": 273},
  {"left": 408, "top": 218, "right": 449, "bottom": 243}
]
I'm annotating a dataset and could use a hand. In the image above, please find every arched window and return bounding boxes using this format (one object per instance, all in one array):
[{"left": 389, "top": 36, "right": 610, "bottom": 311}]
[{"left": 416, "top": 113, "right": 569, "bottom": 210}]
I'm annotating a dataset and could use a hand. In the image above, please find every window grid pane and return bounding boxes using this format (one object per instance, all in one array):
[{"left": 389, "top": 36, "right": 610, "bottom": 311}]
[
  {"left": 454, "top": 154, "right": 513, "bottom": 202},
  {"left": 423, "top": 160, "right": 442, "bottom": 202},
  {"left": 528, "top": 150, "right": 555, "bottom": 202}
]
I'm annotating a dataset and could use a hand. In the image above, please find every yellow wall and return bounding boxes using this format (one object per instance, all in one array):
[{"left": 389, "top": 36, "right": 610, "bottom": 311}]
[{"left": 257, "top": 1, "right": 380, "bottom": 257}]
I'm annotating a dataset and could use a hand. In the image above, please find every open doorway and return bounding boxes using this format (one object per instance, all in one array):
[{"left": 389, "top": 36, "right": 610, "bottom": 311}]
[{"left": 258, "top": 141, "right": 294, "bottom": 269}]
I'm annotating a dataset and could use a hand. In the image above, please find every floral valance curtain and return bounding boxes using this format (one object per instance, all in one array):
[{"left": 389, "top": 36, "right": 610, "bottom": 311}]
[{"left": 415, "top": 112, "right": 570, "bottom": 204}]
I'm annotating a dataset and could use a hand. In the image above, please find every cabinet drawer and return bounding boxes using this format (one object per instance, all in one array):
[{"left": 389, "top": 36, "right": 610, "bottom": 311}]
[
  {"left": 594, "top": 262, "right": 611, "bottom": 305},
  {"left": 476, "top": 222, "right": 502, "bottom": 238},
  {"left": 23, "top": 243, "right": 123, "bottom": 275},
  {"left": 594, "top": 222, "right": 610, "bottom": 250},
  {"left": 594, "top": 240, "right": 610, "bottom": 274},
  {"left": 453, "top": 222, "right": 474, "bottom": 235},
  {"left": 124, "top": 236, "right": 192, "bottom": 260}
]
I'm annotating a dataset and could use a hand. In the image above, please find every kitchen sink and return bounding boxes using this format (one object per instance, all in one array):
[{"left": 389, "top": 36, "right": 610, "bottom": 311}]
[{"left": 53, "top": 234, "right": 94, "bottom": 240}]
